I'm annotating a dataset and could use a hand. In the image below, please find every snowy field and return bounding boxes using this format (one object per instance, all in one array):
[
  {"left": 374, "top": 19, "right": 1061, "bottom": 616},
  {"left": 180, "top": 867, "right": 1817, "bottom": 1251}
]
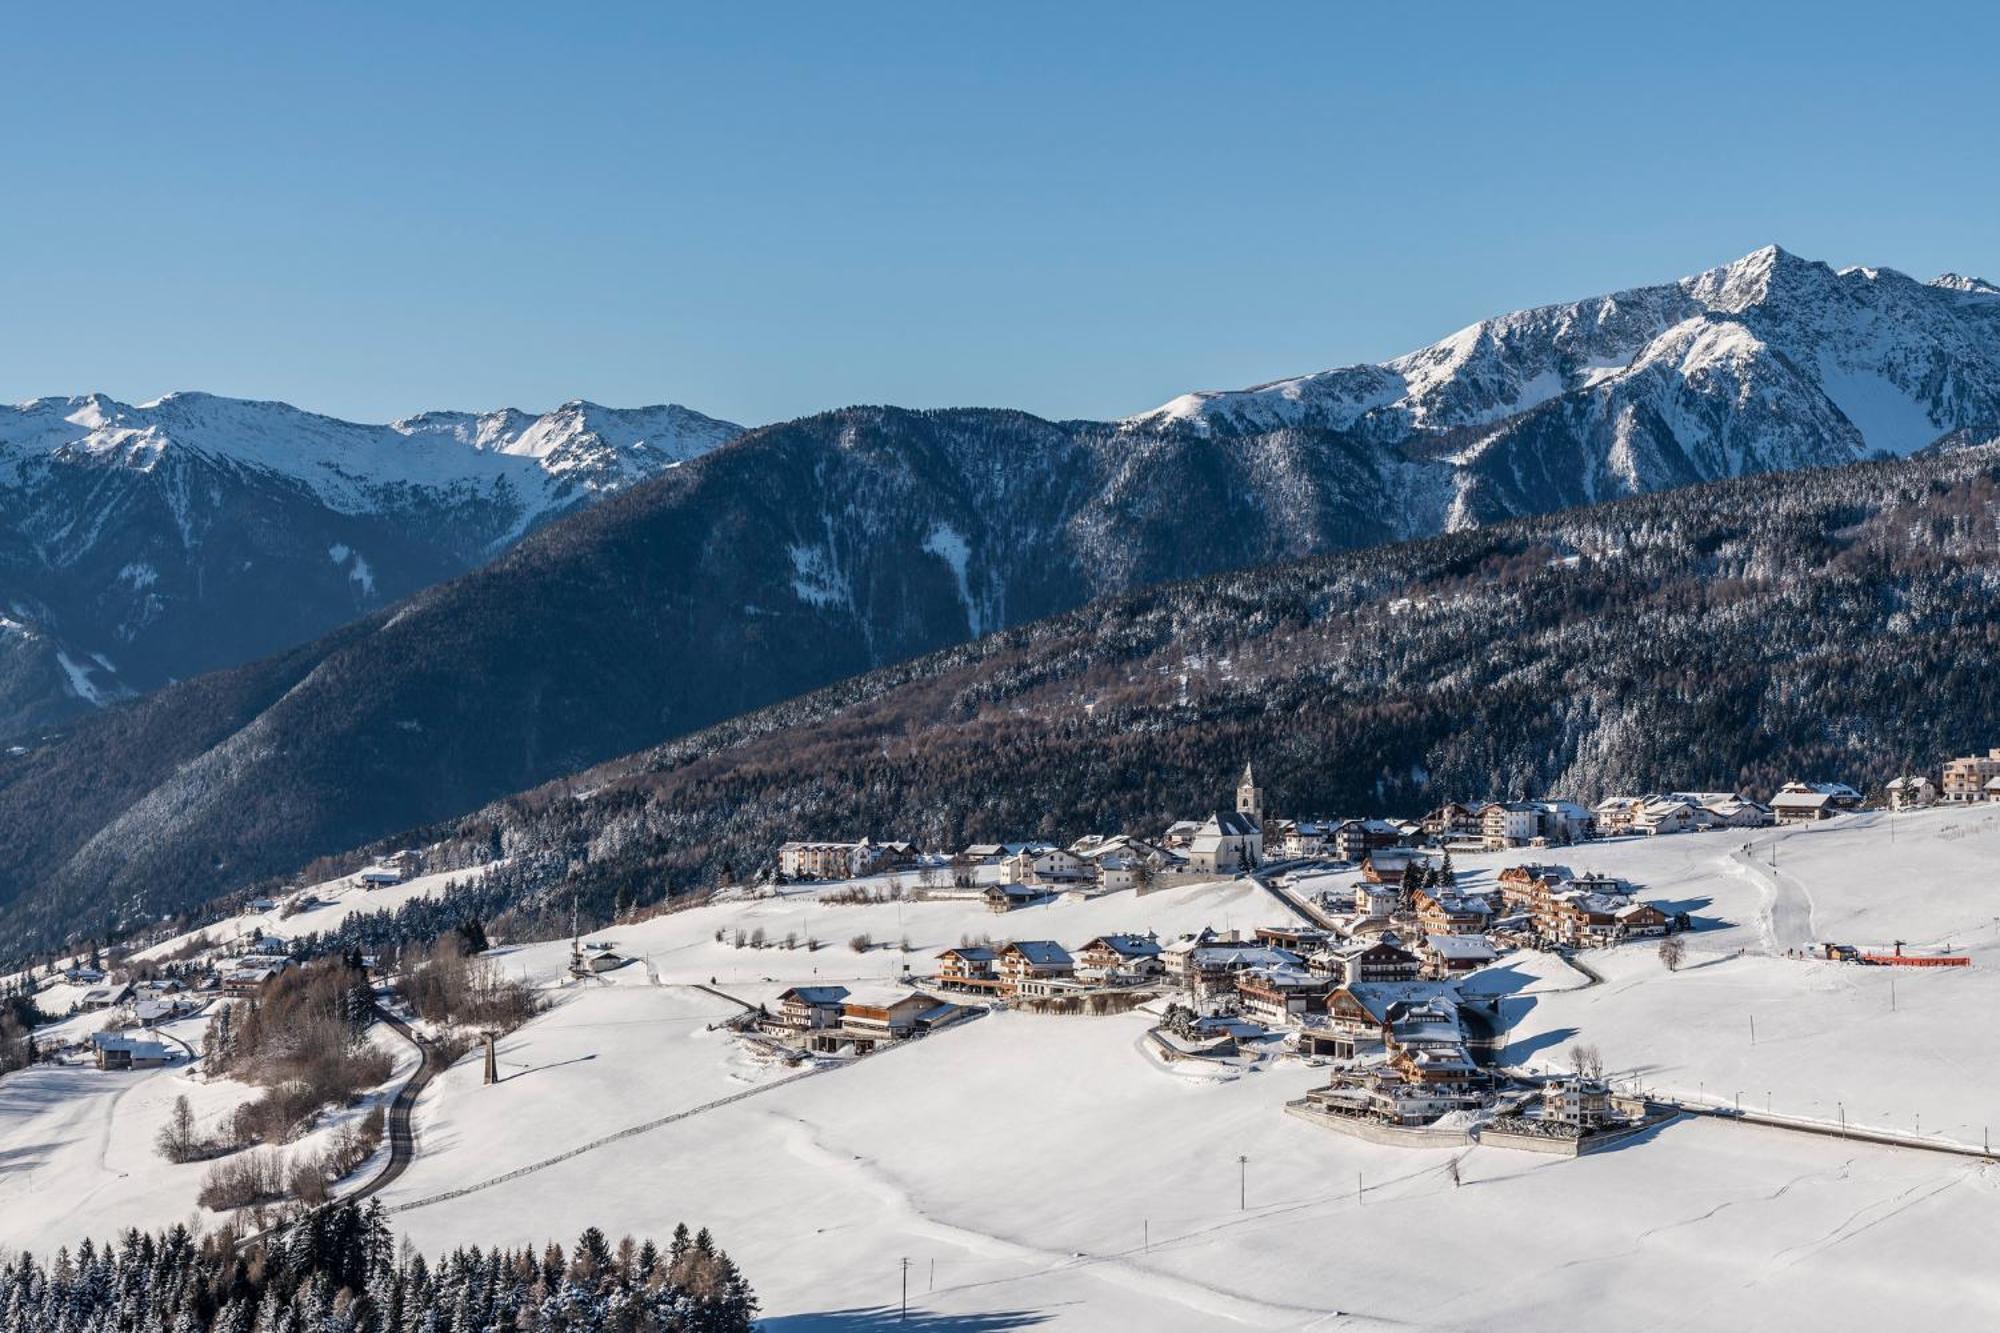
[{"left": 6, "top": 811, "right": 2000, "bottom": 1327}]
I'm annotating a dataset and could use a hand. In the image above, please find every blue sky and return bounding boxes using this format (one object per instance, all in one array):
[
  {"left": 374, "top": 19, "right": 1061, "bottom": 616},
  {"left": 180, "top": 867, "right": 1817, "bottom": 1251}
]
[{"left": 3, "top": 2, "right": 1994, "bottom": 427}]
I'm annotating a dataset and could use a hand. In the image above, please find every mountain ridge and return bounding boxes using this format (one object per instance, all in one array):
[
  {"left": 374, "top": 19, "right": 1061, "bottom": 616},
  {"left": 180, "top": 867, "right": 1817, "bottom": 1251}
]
[
  {"left": 0, "top": 392, "right": 743, "bottom": 736},
  {"left": 3, "top": 244, "right": 1997, "bottom": 951}
]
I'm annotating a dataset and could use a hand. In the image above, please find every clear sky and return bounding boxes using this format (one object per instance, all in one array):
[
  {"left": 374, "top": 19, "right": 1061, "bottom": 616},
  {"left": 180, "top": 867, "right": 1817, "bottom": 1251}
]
[{"left": 3, "top": 2, "right": 1995, "bottom": 428}]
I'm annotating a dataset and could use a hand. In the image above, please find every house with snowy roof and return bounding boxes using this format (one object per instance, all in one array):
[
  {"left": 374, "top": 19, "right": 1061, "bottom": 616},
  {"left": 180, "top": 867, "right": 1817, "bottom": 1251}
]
[
  {"left": 91, "top": 1031, "right": 171, "bottom": 1070},
  {"left": 1074, "top": 933, "right": 1163, "bottom": 979},
  {"left": 996, "top": 941, "right": 1074, "bottom": 996},
  {"left": 774, "top": 985, "right": 850, "bottom": 1031},
  {"left": 934, "top": 946, "right": 1002, "bottom": 992}
]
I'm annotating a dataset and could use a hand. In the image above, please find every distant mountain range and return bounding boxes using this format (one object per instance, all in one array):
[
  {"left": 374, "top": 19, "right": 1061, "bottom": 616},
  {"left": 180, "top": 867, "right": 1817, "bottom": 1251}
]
[
  {"left": 0, "top": 392, "right": 742, "bottom": 737},
  {"left": 2, "top": 244, "right": 1997, "bottom": 955}
]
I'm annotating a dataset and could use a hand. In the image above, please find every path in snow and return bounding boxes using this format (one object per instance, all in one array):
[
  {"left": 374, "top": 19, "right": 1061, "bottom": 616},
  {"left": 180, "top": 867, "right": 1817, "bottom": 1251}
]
[{"left": 1730, "top": 837, "right": 1816, "bottom": 954}]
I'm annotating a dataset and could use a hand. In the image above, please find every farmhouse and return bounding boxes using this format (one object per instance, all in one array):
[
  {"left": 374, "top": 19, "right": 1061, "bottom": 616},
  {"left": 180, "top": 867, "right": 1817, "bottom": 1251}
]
[
  {"left": 91, "top": 1032, "right": 171, "bottom": 1071},
  {"left": 773, "top": 986, "right": 850, "bottom": 1031}
]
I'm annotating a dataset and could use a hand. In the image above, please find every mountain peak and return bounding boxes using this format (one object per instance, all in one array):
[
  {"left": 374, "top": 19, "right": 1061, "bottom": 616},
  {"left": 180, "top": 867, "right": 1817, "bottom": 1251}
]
[{"left": 1932, "top": 272, "right": 2000, "bottom": 296}]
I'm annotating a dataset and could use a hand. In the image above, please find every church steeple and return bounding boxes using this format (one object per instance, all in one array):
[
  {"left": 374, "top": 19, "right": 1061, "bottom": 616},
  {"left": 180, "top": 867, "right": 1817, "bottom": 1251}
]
[{"left": 1236, "top": 761, "right": 1264, "bottom": 824}]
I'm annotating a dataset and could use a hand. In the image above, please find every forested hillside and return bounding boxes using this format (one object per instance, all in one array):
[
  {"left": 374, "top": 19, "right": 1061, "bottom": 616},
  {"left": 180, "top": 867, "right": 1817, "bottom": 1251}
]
[{"left": 387, "top": 445, "right": 2000, "bottom": 933}]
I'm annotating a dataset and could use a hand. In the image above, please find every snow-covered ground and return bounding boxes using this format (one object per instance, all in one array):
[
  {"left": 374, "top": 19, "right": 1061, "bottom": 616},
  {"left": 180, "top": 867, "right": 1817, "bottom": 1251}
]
[{"left": 7, "top": 811, "right": 2000, "bottom": 1327}]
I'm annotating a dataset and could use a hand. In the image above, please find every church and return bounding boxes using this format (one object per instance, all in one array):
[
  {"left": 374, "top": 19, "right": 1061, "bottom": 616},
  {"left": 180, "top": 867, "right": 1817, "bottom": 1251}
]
[{"left": 1187, "top": 762, "right": 1267, "bottom": 874}]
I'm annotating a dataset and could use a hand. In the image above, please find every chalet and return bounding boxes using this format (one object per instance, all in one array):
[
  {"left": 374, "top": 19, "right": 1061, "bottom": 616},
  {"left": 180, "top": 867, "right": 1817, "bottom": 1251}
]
[
  {"left": 1159, "top": 820, "right": 1203, "bottom": 851},
  {"left": 63, "top": 966, "right": 107, "bottom": 986},
  {"left": 1536, "top": 890, "right": 1628, "bottom": 947},
  {"left": 1532, "top": 800, "right": 1596, "bottom": 843},
  {"left": 387, "top": 848, "right": 425, "bottom": 878},
  {"left": 1359, "top": 848, "right": 1430, "bottom": 884},
  {"left": 1327, "top": 938, "right": 1422, "bottom": 985},
  {"left": 1187, "top": 945, "right": 1302, "bottom": 997},
  {"left": 1074, "top": 934, "right": 1163, "bottom": 979},
  {"left": 1481, "top": 802, "right": 1543, "bottom": 850},
  {"left": 1347, "top": 880, "right": 1396, "bottom": 919},
  {"left": 1771, "top": 783, "right": 1851, "bottom": 824},
  {"left": 78, "top": 983, "right": 133, "bottom": 1011},
  {"left": 1420, "top": 803, "right": 1484, "bottom": 842},
  {"left": 1541, "top": 1078, "right": 1614, "bottom": 1127},
  {"left": 1886, "top": 775, "right": 1938, "bottom": 810},
  {"left": 1330, "top": 819, "right": 1404, "bottom": 864},
  {"left": 246, "top": 896, "right": 281, "bottom": 913},
  {"left": 91, "top": 1032, "right": 171, "bottom": 1071},
  {"left": 134, "top": 998, "right": 194, "bottom": 1025},
  {"left": 774, "top": 985, "right": 850, "bottom": 1031},
  {"left": 958, "top": 843, "right": 1010, "bottom": 863},
  {"left": 1413, "top": 888, "right": 1490, "bottom": 936},
  {"left": 1496, "top": 863, "right": 1572, "bottom": 911},
  {"left": 934, "top": 946, "right": 1002, "bottom": 992},
  {"left": 1591, "top": 796, "right": 1646, "bottom": 836},
  {"left": 983, "top": 882, "right": 1044, "bottom": 914},
  {"left": 1010, "top": 847, "right": 1091, "bottom": 885},
  {"left": 1422, "top": 933, "right": 1497, "bottom": 977},
  {"left": 1276, "top": 819, "right": 1340, "bottom": 859},
  {"left": 838, "top": 989, "right": 938, "bottom": 1045},
  {"left": 1234, "top": 964, "right": 1328, "bottom": 1025},
  {"left": 357, "top": 866, "right": 405, "bottom": 887},
  {"left": 222, "top": 962, "right": 291, "bottom": 996},
  {"left": 996, "top": 941, "right": 1074, "bottom": 996},
  {"left": 1942, "top": 748, "right": 2000, "bottom": 803},
  {"left": 1308, "top": 980, "right": 1464, "bottom": 1062},
  {"left": 1255, "top": 925, "right": 1335, "bottom": 955},
  {"left": 1702, "top": 795, "right": 1774, "bottom": 827},
  {"left": 1633, "top": 798, "right": 1700, "bottom": 836},
  {"left": 1613, "top": 902, "right": 1669, "bottom": 938}
]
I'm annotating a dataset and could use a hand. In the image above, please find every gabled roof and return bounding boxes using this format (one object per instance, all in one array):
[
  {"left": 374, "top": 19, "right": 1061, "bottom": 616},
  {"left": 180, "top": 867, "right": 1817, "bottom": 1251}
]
[
  {"left": 779, "top": 985, "right": 851, "bottom": 1005},
  {"left": 1002, "top": 940, "right": 1072, "bottom": 966},
  {"left": 937, "top": 946, "right": 997, "bottom": 962},
  {"left": 1198, "top": 810, "right": 1261, "bottom": 838},
  {"left": 1081, "top": 933, "right": 1160, "bottom": 958}
]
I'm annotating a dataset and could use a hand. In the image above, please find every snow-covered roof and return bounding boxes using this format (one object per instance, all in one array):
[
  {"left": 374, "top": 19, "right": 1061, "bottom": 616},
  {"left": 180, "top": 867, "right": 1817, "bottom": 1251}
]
[
  {"left": 1424, "top": 934, "right": 1497, "bottom": 960},
  {"left": 1003, "top": 940, "right": 1072, "bottom": 966}
]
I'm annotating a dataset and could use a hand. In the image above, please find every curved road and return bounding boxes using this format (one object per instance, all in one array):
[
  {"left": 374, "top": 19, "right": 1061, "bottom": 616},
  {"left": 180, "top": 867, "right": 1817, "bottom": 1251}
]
[{"left": 347, "top": 1004, "right": 439, "bottom": 1202}]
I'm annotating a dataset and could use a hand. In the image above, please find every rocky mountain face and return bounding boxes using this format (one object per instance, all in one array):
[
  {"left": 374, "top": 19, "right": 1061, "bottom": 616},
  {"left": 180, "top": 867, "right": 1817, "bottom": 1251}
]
[
  {"left": 0, "top": 392, "right": 742, "bottom": 739},
  {"left": 1130, "top": 245, "right": 2000, "bottom": 525},
  {"left": 2, "top": 244, "right": 1996, "bottom": 954}
]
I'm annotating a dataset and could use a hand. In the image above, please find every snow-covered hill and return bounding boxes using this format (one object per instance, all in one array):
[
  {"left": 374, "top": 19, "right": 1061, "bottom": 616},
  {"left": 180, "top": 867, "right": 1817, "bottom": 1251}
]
[
  {"left": 0, "top": 392, "right": 742, "bottom": 736},
  {"left": 1130, "top": 245, "right": 2000, "bottom": 525}
]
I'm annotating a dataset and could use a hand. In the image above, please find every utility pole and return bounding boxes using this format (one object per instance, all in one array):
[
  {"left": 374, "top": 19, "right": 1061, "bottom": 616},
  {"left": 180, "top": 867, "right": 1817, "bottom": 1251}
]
[
  {"left": 1238, "top": 1155, "right": 1248, "bottom": 1211},
  {"left": 900, "top": 1257, "right": 910, "bottom": 1321},
  {"left": 1749, "top": 1014, "right": 1756, "bottom": 1046},
  {"left": 482, "top": 1031, "right": 498, "bottom": 1086}
]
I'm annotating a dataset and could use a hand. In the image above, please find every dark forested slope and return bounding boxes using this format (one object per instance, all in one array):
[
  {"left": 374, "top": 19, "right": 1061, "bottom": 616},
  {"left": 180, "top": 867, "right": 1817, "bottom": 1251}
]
[{"left": 355, "top": 446, "right": 2000, "bottom": 933}]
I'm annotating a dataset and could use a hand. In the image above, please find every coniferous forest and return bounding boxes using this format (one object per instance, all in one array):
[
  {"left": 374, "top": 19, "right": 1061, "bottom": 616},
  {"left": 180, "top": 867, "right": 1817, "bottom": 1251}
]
[
  {"left": 0, "top": 1201, "right": 756, "bottom": 1333},
  {"left": 389, "top": 446, "right": 2000, "bottom": 935}
]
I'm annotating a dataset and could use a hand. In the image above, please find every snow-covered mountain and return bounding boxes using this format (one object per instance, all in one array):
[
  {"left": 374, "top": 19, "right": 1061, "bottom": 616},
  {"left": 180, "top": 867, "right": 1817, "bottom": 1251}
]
[
  {"left": 0, "top": 392, "right": 741, "bottom": 736},
  {"left": 1129, "top": 245, "right": 2000, "bottom": 525}
]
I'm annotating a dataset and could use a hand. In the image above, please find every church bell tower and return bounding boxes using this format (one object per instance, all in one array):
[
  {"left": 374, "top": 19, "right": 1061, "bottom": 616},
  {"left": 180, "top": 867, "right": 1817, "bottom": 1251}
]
[{"left": 1236, "top": 761, "right": 1264, "bottom": 825}]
